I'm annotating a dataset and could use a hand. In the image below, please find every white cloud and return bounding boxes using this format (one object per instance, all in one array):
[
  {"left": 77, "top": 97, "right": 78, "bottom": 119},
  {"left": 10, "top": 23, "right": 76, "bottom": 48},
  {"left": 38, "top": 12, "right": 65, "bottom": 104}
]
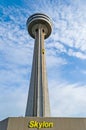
[
  {"left": 80, "top": 70, "right": 86, "bottom": 75},
  {"left": 49, "top": 80, "right": 86, "bottom": 117},
  {"left": 46, "top": 55, "right": 66, "bottom": 68},
  {"left": 48, "top": 1, "right": 86, "bottom": 58},
  {"left": 68, "top": 49, "right": 86, "bottom": 59},
  {"left": 0, "top": 85, "right": 28, "bottom": 120},
  {"left": 54, "top": 42, "right": 67, "bottom": 53}
]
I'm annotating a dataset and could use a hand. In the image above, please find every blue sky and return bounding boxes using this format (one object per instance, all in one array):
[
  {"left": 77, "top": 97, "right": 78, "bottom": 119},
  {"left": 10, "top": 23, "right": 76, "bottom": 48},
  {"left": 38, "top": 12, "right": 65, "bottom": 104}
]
[{"left": 0, "top": 0, "right": 86, "bottom": 120}]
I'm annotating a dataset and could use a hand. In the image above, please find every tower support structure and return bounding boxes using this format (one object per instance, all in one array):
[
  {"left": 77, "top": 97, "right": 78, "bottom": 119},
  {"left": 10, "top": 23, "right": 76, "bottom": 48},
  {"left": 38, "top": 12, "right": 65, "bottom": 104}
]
[{"left": 25, "top": 13, "right": 52, "bottom": 117}]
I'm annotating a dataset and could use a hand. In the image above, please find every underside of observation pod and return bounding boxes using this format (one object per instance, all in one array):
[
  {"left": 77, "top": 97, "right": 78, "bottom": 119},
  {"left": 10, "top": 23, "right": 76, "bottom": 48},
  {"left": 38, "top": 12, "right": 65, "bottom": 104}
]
[{"left": 26, "top": 13, "right": 52, "bottom": 39}]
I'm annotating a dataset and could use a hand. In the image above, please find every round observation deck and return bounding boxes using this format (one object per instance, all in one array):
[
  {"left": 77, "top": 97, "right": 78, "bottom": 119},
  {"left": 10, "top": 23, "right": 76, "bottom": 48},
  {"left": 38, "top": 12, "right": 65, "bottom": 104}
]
[{"left": 26, "top": 13, "right": 52, "bottom": 39}]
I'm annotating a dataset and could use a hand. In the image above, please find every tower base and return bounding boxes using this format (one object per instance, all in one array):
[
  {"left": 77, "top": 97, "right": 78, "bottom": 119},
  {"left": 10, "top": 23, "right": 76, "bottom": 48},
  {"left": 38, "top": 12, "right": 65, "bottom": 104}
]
[{"left": 0, "top": 117, "right": 86, "bottom": 130}]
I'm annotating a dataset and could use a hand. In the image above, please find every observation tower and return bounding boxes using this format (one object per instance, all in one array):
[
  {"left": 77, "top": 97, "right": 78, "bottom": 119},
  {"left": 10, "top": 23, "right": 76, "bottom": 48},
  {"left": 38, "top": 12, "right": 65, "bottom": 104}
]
[{"left": 25, "top": 13, "right": 52, "bottom": 117}]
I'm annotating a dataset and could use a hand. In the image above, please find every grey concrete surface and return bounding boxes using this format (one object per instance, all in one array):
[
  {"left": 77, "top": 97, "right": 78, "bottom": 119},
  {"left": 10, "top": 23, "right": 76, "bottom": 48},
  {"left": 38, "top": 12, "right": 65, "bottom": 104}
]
[{"left": 0, "top": 117, "right": 86, "bottom": 130}]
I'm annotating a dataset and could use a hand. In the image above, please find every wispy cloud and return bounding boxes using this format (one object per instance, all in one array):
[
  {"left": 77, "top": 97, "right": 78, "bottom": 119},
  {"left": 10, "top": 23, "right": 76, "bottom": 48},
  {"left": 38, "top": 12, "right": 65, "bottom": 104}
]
[
  {"left": 0, "top": 85, "right": 28, "bottom": 120},
  {"left": 68, "top": 49, "right": 86, "bottom": 59},
  {"left": 49, "top": 81, "right": 86, "bottom": 117}
]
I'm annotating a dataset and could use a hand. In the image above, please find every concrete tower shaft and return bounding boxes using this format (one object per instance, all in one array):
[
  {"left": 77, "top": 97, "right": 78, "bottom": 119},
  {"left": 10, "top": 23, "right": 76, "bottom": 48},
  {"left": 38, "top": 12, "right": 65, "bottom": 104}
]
[{"left": 25, "top": 13, "right": 52, "bottom": 117}]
